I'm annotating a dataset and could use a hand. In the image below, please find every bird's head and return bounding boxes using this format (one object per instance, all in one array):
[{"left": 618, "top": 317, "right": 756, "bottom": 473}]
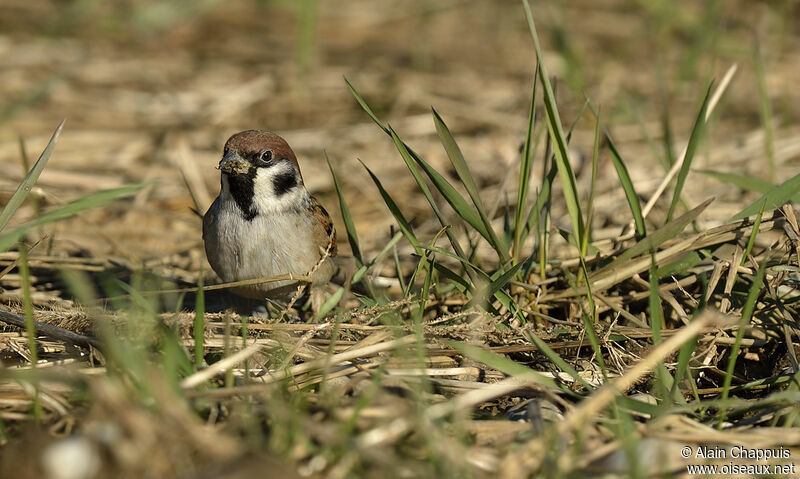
[{"left": 218, "top": 130, "right": 307, "bottom": 216}]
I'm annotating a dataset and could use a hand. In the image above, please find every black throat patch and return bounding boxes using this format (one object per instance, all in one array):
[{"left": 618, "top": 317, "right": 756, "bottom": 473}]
[{"left": 225, "top": 173, "right": 257, "bottom": 221}]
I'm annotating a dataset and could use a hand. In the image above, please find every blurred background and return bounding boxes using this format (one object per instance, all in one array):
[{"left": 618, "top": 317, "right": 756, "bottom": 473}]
[{"left": 1, "top": 0, "right": 799, "bottom": 271}]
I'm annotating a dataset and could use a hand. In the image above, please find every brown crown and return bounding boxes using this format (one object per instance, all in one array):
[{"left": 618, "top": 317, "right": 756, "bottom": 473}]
[{"left": 223, "top": 130, "right": 302, "bottom": 178}]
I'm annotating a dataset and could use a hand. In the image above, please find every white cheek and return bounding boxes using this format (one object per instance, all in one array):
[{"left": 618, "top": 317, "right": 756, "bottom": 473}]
[{"left": 252, "top": 162, "right": 308, "bottom": 213}]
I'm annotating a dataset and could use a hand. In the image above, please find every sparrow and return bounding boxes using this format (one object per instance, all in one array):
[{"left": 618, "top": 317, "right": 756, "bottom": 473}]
[{"left": 202, "top": 130, "right": 337, "bottom": 312}]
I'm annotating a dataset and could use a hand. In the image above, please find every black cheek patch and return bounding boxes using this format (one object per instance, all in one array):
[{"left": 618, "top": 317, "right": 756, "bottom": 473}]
[{"left": 272, "top": 171, "right": 298, "bottom": 196}]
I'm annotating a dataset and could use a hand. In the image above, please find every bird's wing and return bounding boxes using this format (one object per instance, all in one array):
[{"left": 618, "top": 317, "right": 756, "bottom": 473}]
[
  {"left": 201, "top": 198, "right": 220, "bottom": 241},
  {"left": 309, "top": 196, "right": 337, "bottom": 257}
]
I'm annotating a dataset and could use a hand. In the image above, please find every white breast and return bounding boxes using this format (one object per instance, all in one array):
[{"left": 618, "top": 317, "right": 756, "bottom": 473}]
[{"left": 203, "top": 189, "right": 325, "bottom": 299}]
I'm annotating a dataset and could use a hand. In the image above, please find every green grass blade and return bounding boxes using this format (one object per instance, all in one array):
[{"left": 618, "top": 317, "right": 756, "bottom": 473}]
[
  {"left": 359, "top": 159, "right": 420, "bottom": 251},
  {"left": 18, "top": 244, "right": 42, "bottom": 422},
  {"left": 405, "top": 231, "right": 439, "bottom": 298},
  {"left": 523, "top": 157, "right": 556, "bottom": 245},
  {"left": 0, "top": 184, "right": 145, "bottom": 252},
  {"left": 465, "top": 261, "right": 524, "bottom": 309},
  {"left": 487, "top": 261, "right": 524, "bottom": 294},
  {"left": 416, "top": 252, "right": 435, "bottom": 325},
  {"left": 494, "top": 288, "right": 526, "bottom": 324},
  {"left": 742, "top": 199, "right": 766, "bottom": 266},
  {"left": 348, "top": 79, "right": 490, "bottom": 286},
  {"left": 420, "top": 243, "right": 515, "bottom": 286},
  {"left": 667, "top": 81, "right": 713, "bottom": 222},
  {"left": 344, "top": 77, "right": 388, "bottom": 133},
  {"left": 660, "top": 98, "right": 677, "bottom": 168},
  {"left": 431, "top": 261, "right": 472, "bottom": 296},
  {"left": 524, "top": 331, "right": 595, "bottom": 391},
  {"left": 581, "top": 110, "right": 601, "bottom": 256},
  {"left": 593, "top": 197, "right": 713, "bottom": 278},
  {"left": 387, "top": 128, "right": 470, "bottom": 266},
  {"left": 522, "top": 1, "right": 584, "bottom": 250},
  {"left": 577, "top": 259, "right": 608, "bottom": 377},
  {"left": 657, "top": 251, "right": 701, "bottom": 279},
  {"left": 648, "top": 254, "right": 673, "bottom": 399},
  {"left": 730, "top": 171, "right": 800, "bottom": 221},
  {"left": 158, "top": 321, "right": 195, "bottom": 387},
  {"left": 352, "top": 231, "right": 404, "bottom": 285},
  {"left": 607, "top": 131, "right": 646, "bottom": 237},
  {"left": 754, "top": 37, "right": 776, "bottom": 183},
  {"left": 672, "top": 333, "right": 699, "bottom": 404},
  {"left": 420, "top": 244, "right": 522, "bottom": 316},
  {"left": 392, "top": 244, "right": 407, "bottom": 293},
  {"left": 513, "top": 72, "right": 538, "bottom": 263},
  {"left": 327, "top": 154, "right": 363, "bottom": 266},
  {"left": 316, "top": 287, "right": 345, "bottom": 321},
  {"left": 586, "top": 100, "right": 646, "bottom": 237},
  {"left": 450, "top": 342, "right": 537, "bottom": 376},
  {"left": 450, "top": 342, "right": 577, "bottom": 395},
  {"left": 0, "top": 120, "right": 64, "bottom": 232},
  {"left": 346, "top": 80, "right": 471, "bottom": 267},
  {"left": 17, "top": 137, "right": 42, "bottom": 233},
  {"left": 521, "top": 103, "right": 586, "bottom": 279},
  {"left": 404, "top": 136, "right": 496, "bottom": 255},
  {"left": 696, "top": 169, "right": 775, "bottom": 195},
  {"left": 432, "top": 108, "right": 509, "bottom": 261},
  {"left": 719, "top": 257, "right": 768, "bottom": 417},
  {"left": 430, "top": 106, "right": 487, "bottom": 217},
  {"left": 193, "top": 277, "right": 205, "bottom": 369},
  {"left": 419, "top": 245, "right": 485, "bottom": 278},
  {"left": 535, "top": 181, "right": 552, "bottom": 281}
]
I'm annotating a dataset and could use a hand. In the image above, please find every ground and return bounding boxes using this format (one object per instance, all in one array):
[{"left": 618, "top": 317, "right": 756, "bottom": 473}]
[{"left": 1, "top": 1, "right": 800, "bottom": 478}]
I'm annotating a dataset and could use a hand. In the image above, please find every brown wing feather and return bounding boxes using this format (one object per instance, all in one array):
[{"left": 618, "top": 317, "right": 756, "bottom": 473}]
[{"left": 310, "top": 196, "right": 337, "bottom": 257}]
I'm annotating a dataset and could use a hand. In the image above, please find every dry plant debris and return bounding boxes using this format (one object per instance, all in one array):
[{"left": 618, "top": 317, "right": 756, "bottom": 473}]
[{"left": 2, "top": 1, "right": 800, "bottom": 478}]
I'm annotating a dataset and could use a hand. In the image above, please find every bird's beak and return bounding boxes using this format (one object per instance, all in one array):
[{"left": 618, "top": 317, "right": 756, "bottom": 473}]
[{"left": 218, "top": 149, "right": 250, "bottom": 175}]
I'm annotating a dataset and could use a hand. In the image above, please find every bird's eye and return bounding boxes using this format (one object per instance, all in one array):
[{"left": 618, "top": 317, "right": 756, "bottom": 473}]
[{"left": 258, "top": 149, "right": 273, "bottom": 164}]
